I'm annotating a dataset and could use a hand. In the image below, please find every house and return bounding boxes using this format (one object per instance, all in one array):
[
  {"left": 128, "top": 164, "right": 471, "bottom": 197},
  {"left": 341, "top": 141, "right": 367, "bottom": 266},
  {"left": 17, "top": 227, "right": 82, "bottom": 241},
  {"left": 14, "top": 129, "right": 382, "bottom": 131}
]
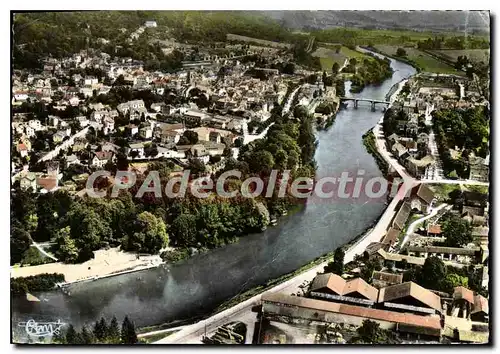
[
  {"left": 371, "top": 271, "right": 403, "bottom": 289},
  {"left": 406, "top": 155, "right": 434, "bottom": 178},
  {"left": 309, "top": 273, "right": 379, "bottom": 306},
  {"left": 19, "top": 172, "right": 39, "bottom": 191},
  {"left": 72, "top": 138, "right": 88, "bottom": 152},
  {"left": 83, "top": 76, "right": 98, "bottom": 86},
  {"left": 36, "top": 176, "right": 59, "bottom": 193},
  {"left": 117, "top": 100, "right": 147, "bottom": 115},
  {"left": 17, "top": 143, "right": 29, "bottom": 158},
  {"left": 377, "top": 281, "right": 442, "bottom": 315},
  {"left": 65, "top": 154, "right": 80, "bottom": 168},
  {"left": 410, "top": 184, "right": 435, "bottom": 213},
  {"left": 91, "top": 151, "right": 113, "bottom": 168},
  {"left": 101, "top": 142, "right": 121, "bottom": 154},
  {"left": 129, "top": 143, "right": 146, "bottom": 159},
  {"left": 103, "top": 116, "right": 115, "bottom": 135},
  {"left": 382, "top": 227, "right": 400, "bottom": 246},
  {"left": 391, "top": 142, "right": 409, "bottom": 160},
  {"left": 139, "top": 127, "right": 153, "bottom": 139},
  {"left": 469, "top": 155, "right": 489, "bottom": 182},
  {"left": 391, "top": 202, "right": 411, "bottom": 230},
  {"left": 127, "top": 124, "right": 139, "bottom": 136},
  {"left": 150, "top": 102, "right": 166, "bottom": 113},
  {"left": 144, "top": 20, "right": 157, "bottom": 28},
  {"left": 472, "top": 226, "right": 489, "bottom": 246},
  {"left": 471, "top": 295, "right": 488, "bottom": 323},
  {"left": 53, "top": 130, "right": 68, "bottom": 143},
  {"left": 183, "top": 110, "right": 208, "bottom": 124},
  {"left": 427, "top": 224, "right": 442, "bottom": 237},
  {"left": 405, "top": 245, "right": 480, "bottom": 264},
  {"left": 76, "top": 116, "right": 90, "bottom": 127},
  {"left": 261, "top": 293, "right": 442, "bottom": 338}
]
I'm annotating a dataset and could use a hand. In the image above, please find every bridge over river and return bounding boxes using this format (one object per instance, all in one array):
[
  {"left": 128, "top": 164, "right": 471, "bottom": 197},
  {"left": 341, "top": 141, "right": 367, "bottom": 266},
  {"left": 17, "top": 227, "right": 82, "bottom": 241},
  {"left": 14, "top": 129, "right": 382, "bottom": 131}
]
[{"left": 340, "top": 97, "right": 391, "bottom": 111}]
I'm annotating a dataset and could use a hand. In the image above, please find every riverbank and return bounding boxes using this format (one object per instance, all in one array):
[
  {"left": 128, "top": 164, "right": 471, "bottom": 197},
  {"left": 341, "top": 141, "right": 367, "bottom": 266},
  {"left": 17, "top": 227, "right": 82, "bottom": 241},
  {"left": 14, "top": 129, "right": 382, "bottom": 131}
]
[{"left": 11, "top": 248, "right": 163, "bottom": 284}]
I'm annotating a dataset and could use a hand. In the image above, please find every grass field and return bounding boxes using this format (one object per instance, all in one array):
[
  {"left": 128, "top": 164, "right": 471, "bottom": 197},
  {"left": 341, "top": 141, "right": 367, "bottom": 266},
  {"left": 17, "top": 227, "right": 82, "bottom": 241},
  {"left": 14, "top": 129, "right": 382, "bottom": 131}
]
[
  {"left": 431, "top": 49, "right": 490, "bottom": 63},
  {"left": 374, "top": 45, "right": 463, "bottom": 75},
  {"left": 313, "top": 45, "right": 367, "bottom": 71}
]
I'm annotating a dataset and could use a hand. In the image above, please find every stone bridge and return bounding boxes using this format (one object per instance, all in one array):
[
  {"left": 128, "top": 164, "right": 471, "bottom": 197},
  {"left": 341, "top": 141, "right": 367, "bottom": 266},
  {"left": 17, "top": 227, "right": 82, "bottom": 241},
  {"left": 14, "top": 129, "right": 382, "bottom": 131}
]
[{"left": 340, "top": 97, "right": 391, "bottom": 111}]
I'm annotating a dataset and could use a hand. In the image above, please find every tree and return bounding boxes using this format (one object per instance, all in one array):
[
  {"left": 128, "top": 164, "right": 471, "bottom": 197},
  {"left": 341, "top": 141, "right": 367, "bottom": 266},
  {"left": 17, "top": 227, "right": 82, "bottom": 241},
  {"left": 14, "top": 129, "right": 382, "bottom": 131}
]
[
  {"left": 419, "top": 256, "right": 446, "bottom": 289},
  {"left": 106, "top": 316, "right": 120, "bottom": 343},
  {"left": 170, "top": 213, "right": 198, "bottom": 247},
  {"left": 124, "top": 212, "right": 169, "bottom": 254},
  {"left": 331, "top": 62, "right": 340, "bottom": 76},
  {"left": 93, "top": 317, "right": 108, "bottom": 342},
  {"left": 65, "top": 325, "right": 78, "bottom": 344},
  {"left": 357, "top": 319, "right": 385, "bottom": 343},
  {"left": 53, "top": 226, "right": 79, "bottom": 263},
  {"left": 81, "top": 325, "right": 95, "bottom": 344},
  {"left": 442, "top": 214, "right": 473, "bottom": 247},
  {"left": 121, "top": 316, "right": 138, "bottom": 344},
  {"left": 396, "top": 47, "right": 407, "bottom": 57},
  {"left": 324, "top": 247, "right": 345, "bottom": 275},
  {"left": 178, "top": 130, "right": 198, "bottom": 145},
  {"left": 441, "top": 273, "right": 469, "bottom": 293},
  {"left": 11, "top": 223, "right": 33, "bottom": 265}
]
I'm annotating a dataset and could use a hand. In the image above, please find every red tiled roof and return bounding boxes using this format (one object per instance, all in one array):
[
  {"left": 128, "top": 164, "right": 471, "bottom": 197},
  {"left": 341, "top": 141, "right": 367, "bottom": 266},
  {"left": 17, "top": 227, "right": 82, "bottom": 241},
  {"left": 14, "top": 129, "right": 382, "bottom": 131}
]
[
  {"left": 36, "top": 177, "right": 57, "bottom": 191},
  {"left": 311, "top": 274, "right": 378, "bottom": 302},
  {"left": 453, "top": 286, "right": 475, "bottom": 305},
  {"left": 427, "top": 224, "right": 442, "bottom": 234},
  {"left": 472, "top": 294, "right": 488, "bottom": 314},
  {"left": 378, "top": 281, "right": 442, "bottom": 312},
  {"left": 262, "top": 293, "right": 442, "bottom": 333}
]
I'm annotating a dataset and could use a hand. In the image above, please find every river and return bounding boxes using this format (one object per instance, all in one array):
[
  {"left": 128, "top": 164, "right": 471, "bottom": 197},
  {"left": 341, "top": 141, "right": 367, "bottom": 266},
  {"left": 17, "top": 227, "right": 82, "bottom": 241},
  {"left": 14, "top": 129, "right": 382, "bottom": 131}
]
[{"left": 11, "top": 54, "right": 416, "bottom": 341}]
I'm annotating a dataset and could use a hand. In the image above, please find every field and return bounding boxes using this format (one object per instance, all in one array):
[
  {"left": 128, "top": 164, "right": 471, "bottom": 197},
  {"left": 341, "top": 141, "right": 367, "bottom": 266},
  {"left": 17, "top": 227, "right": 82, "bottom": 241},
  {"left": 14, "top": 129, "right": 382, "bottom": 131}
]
[
  {"left": 226, "top": 33, "right": 292, "bottom": 48},
  {"left": 430, "top": 49, "right": 490, "bottom": 63},
  {"left": 313, "top": 45, "right": 367, "bottom": 71},
  {"left": 313, "top": 28, "right": 489, "bottom": 47},
  {"left": 373, "top": 45, "right": 463, "bottom": 75}
]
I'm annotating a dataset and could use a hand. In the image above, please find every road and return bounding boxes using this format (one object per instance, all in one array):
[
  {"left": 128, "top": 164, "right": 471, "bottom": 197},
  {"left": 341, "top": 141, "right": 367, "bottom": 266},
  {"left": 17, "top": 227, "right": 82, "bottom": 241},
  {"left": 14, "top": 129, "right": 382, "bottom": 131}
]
[
  {"left": 156, "top": 176, "right": 412, "bottom": 344},
  {"left": 399, "top": 203, "right": 451, "bottom": 249},
  {"left": 32, "top": 242, "right": 58, "bottom": 262},
  {"left": 156, "top": 76, "right": 488, "bottom": 344}
]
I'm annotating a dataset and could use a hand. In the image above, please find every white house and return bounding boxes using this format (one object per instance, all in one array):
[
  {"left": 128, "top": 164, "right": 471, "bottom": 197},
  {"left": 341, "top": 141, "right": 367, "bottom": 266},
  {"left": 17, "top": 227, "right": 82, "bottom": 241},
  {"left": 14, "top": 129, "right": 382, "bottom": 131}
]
[
  {"left": 84, "top": 76, "right": 98, "bottom": 86},
  {"left": 91, "top": 151, "right": 113, "bottom": 168},
  {"left": 139, "top": 127, "right": 153, "bottom": 139}
]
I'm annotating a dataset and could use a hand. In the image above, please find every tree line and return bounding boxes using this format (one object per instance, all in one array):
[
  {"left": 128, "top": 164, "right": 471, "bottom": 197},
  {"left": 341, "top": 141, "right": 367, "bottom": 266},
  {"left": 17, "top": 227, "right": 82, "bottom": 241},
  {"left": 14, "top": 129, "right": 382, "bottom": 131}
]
[{"left": 54, "top": 316, "right": 138, "bottom": 344}]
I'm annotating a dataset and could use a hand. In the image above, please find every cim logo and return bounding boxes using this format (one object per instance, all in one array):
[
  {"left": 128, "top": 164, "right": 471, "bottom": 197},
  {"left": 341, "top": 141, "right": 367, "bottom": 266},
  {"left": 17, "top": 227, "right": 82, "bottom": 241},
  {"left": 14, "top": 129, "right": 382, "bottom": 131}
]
[{"left": 18, "top": 319, "right": 66, "bottom": 337}]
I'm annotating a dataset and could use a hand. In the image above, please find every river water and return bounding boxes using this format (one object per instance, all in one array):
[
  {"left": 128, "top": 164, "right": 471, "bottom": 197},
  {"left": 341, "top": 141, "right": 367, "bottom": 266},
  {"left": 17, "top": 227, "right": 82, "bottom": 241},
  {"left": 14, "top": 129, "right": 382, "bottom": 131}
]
[{"left": 11, "top": 55, "right": 416, "bottom": 340}]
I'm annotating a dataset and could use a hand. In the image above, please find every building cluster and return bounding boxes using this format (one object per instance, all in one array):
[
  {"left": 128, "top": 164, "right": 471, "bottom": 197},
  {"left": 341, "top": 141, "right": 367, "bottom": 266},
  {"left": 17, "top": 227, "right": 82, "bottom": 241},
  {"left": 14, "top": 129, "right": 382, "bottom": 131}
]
[
  {"left": 10, "top": 39, "right": 315, "bottom": 195},
  {"left": 385, "top": 73, "right": 489, "bottom": 182}
]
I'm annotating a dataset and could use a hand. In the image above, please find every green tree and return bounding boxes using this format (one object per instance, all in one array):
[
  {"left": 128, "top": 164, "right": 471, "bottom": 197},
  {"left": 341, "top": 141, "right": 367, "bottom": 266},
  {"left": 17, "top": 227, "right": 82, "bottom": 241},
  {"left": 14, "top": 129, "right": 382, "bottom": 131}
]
[
  {"left": 121, "top": 316, "right": 138, "bottom": 344},
  {"left": 419, "top": 256, "right": 446, "bottom": 289},
  {"left": 53, "top": 226, "right": 79, "bottom": 263},
  {"left": 331, "top": 62, "right": 340, "bottom": 75},
  {"left": 93, "top": 317, "right": 108, "bottom": 342},
  {"left": 81, "top": 325, "right": 95, "bottom": 344},
  {"left": 357, "top": 319, "right": 385, "bottom": 343},
  {"left": 11, "top": 222, "right": 33, "bottom": 265},
  {"left": 396, "top": 47, "right": 407, "bottom": 57},
  {"left": 324, "top": 247, "right": 345, "bottom": 275},
  {"left": 106, "top": 316, "right": 120, "bottom": 343},
  {"left": 170, "top": 213, "right": 198, "bottom": 247},
  {"left": 65, "top": 324, "right": 78, "bottom": 344},
  {"left": 124, "top": 212, "right": 169, "bottom": 254},
  {"left": 441, "top": 273, "right": 469, "bottom": 293},
  {"left": 442, "top": 214, "right": 473, "bottom": 247}
]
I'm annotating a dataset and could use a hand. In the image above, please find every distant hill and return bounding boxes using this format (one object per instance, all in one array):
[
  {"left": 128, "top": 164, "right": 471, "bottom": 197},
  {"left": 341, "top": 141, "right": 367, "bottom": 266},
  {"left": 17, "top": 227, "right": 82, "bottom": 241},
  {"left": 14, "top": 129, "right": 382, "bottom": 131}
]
[{"left": 260, "top": 10, "right": 490, "bottom": 35}]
